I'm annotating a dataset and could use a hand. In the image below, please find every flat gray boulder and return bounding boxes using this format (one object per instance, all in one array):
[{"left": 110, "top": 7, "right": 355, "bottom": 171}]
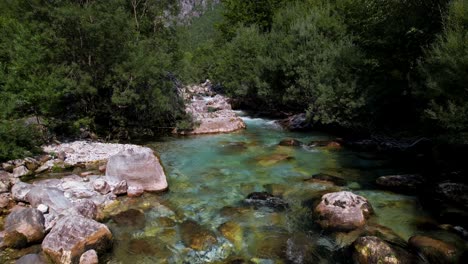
[{"left": 106, "top": 148, "right": 167, "bottom": 192}]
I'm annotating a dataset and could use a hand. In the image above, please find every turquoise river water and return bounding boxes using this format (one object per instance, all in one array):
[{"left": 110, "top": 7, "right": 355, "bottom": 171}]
[{"left": 101, "top": 114, "right": 461, "bottom": 264}]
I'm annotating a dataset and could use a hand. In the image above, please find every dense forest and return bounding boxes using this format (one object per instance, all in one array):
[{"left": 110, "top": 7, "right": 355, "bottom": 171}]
[{"left": 0, "top": 0, "right": 467, "bottom": 161}]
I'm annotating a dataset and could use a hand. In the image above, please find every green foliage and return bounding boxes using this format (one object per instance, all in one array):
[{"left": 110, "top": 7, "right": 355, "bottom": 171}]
[
  {"left": 0, "top": 120, "right": 44, "bottom": 161},
  {"left": 218, "top": 0, "right": 287, "bottom": 38},
  {"left": 0, "top": 0, "right": 189, "bottom": 144},
  {"left": 419, "top": 0, "right": 468, "bottom": 133}
]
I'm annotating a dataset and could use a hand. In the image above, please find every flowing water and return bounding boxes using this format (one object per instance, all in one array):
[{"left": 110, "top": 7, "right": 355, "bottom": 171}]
[{"left": 105, "top": 114, "right": 443, "bottom": 263}]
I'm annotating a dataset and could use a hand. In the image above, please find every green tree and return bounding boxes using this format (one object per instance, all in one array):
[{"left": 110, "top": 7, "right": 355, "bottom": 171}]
[{"left": 419, "top": 0, "right": 468, "bottom": 135}]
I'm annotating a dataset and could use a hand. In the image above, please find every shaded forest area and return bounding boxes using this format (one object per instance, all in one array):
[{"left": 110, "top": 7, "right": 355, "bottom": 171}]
[{"left": 1, "top": 0, "right": 467, "bottom": 161}]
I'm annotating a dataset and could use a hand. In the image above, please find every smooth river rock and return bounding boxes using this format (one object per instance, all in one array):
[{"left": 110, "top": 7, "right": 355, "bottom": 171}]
[
  {"left": 42, "top": 215, "right": 112, "bottom": 264},
  {"left": 352, "top": 236, "right": 410, "bottom": 264},
  {"left": 376, "top": 174, "right": 425, "bottom": 192},
  {"left": 409, "top": 235, "right": 460, "bottom": 263},
  {"left": 4, "top": 208, "right": 45, "bottom": 248},
  {"left": 315, "top": 191, "right": 373, "bottom": 231},
  {"left": 106, "top": 148, "right": 168, "bottom": 192}
]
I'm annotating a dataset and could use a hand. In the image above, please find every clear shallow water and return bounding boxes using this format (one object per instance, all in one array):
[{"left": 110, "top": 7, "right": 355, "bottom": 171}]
[{"left": 105, "top": 116, "right": 435, "bottom": 263}]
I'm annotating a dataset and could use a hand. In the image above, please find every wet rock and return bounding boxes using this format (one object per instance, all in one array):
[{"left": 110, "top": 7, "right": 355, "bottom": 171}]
[
  {"left": 218, "top": 221, "right": 242, "bottom": 248},
  {"left": 181, "top": 220, "right": 217, "bottom": 251},
  {"left": 127, "top": 186, "right": 144, "bottom": 197},
  {"left": 0, "top": 193, "right": 11, "bottom": 209},
  {"left": 315, "top": 191, "right": 373, "bottom": 231},
  {"left": 278, "top": 138, "right": 302, "bottom": 147},
  {"left": 127, "top": 239, "right": 157, "bottom": 255},
  {"left": 409, "top": 235, "right": 460, "bottom": 263},
  {"left": 12, "top": 166, "right": 31, "bottom": 178},
  {"left": 376, "top": 174, "right": 425, "bottom": 193},
  {"left": 112, "top": 180, "right": 127, "bottom": 195},
  {"left": 111, "top": 209, "right": 145, "bottom": 229},
  {"left": 106, "top": 148, "right": 168, "bottom": 192},
  {"left": 42, "top": 215, "right": 112, "bottom": 264},
  {"left": 278, "top": 113, "right": 312, "bottom": 131},
  {"left": 352, "top": 236, "right": 408, "bottom": 264},
  {"left": 79, "top": 249, "right": 98, "bottom": 264},
  {"left": 435, "top": 182, "right": 468, "bottom": 208},
  {"left": 285, "top": 233, "right": 319, "bottom": 264},
  {"left": 11, "top": 182, "right": 33, "bottom": 202},
  {"left": 256, "top": 154, "right": 294, "bottom": 166},
  {"left": 220, "top": 141, "right": 248, "bottom": 154},
  {"left": 244, "top": 192, "right": 289, "bottom": 211},
  {"left": 304, "top": 173, "right": 347, "bottom": 186},
  {"left": 24, "top": 158, "right": 40, "bottom": 171},
  {"left": 263, "top": 184, "right": 287, "bottom": 197},
  {"left": 93, "top": 179, "right": 110, "bottom": 195},
  {"left": 67, "top": 199, "right": 98, "bottom": 220},
  {"left": 4, "top": 208, "right": 45, "bottom": 248},
  {"left": 309, "top": 140, "right": 342, "bottom": 150},
  {"left": 34, "top": 164, "right": 50, "bottom": 174},
  {"left": 25, "top": 186, "right": 72, "bottom": 214},
  {"left": 16, "top": 253, "right": 48, "bottom": 264}
]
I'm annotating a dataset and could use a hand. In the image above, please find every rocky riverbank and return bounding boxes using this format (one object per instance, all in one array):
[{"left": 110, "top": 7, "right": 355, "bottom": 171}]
[
  {"left": 175, "top": 80, "right": 246, "bottom": 135},
  {"left": 0, "top": 141, "right": 168, "bottom": 263}
]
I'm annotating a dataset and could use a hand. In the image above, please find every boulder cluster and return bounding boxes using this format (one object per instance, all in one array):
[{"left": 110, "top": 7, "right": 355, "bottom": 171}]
[{"left": 0, "top": 143, "right": 168, "bottom": 263}]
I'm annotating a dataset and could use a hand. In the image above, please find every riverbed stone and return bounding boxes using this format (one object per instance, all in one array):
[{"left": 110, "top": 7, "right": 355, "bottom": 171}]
[
  {"left": 112, "top": 180, "right": 127, "bottom": 195},
  {"left": 4, "top": 208, "right": 45, "bottom": 248},
  {"left": 376, "top": 174, "right": 425, "bottom": 192},
  {"left": 304, "top": 173, "right": 347, "bottom": 186},
  {"left": 25, "top": 186, "right": 72, "bottom": 214},
  {"left": 181, "top": 220, "right": 217, "bottom": 251},
  {"left": 93, "top": 178, "right": 110, "bottom": 195},
  {"left": 315, "top": 191, "right": 373, "bottom": 231},
  {"left": 218, "top": 221, "right": 243, "bottom": 249},
  {"left": 79, "top": 249, "right": 98, "bottom": 264},
  {"left": 106, "top": 148, "right": 168, "bottom": 193},
  {"left": 244, "top": 192, "right": 289, "bottom": 211},
  {"left": 111, "top": 209, "right": 145, "bottom": 229},
  {"left": 42, "top": 215, "right": 112, "bottom": 264},
  {"left": 408, "top": 235, "right": 460, "bottom": 263},
  {"left": 352, "top": 236, "right": 402, "bottom": 264},
  {"left": 12, "top": 182, "right": 33, "bottom": 203},
  {"left": 278, "top": 138, "right": 302, "bottom": 147},
  {"left": 16, "top": 253, "right": 48, "bottom": 264},
  {"left": 12, "top": 166, "right": 31, "bottom": 178}
]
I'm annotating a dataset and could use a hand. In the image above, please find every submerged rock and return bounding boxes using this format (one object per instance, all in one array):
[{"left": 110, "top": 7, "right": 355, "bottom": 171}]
[
  {"left": 352, "top": 236, "right": 410, "bottom": 264},
  {"left": 42, "top": 215, "right": 112, "bottom": 264},
  {"left": 111, "top": 209, "right": 146, "bottom": 229},
  {"left": 315, "top": 191, "right": 373, "bottom": 231},
  {"left": 409, "top": 235, "right": 460, "bottom": 263},
  {"left": 181, "top": 220, "right": 217, "bottom": 251},
  {"left": 255, "top": 154, "right": 294, "bottom": 166},
  {"left": 376, "top": 174, "right": 425, "bottom": 193},
  {"left": 218, "top": 221, "right": 243, "bottom": 248},
  {"left": 106, "top": 147, "right": 168, "bottom": 192},
  {"left": 4, "top": 208, "right": 45, "bottom": 248},
  {"left": 304, "top": 173, "right": 347, "bottom": 186},
  {"left": 243, "top": 192, "right": 289, "bottom": 211},
  {"left": 278, "top": 138, "right": 303, "bottom": 147}
]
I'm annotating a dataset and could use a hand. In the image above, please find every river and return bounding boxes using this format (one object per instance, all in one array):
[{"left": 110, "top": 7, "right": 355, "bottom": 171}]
[{"left": 105, "top": 114, "right": 445, "bottom": 263}]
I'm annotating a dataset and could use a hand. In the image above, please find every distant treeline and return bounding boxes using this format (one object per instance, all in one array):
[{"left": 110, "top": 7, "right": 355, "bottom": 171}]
[{"left": 181, "top": 0, "right": 467, "bottom": 138}]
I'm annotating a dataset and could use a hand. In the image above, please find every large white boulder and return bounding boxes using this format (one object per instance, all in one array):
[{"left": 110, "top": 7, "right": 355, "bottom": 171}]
[{"left": 105, "top": 148, "right": 168, "bottom": 192}]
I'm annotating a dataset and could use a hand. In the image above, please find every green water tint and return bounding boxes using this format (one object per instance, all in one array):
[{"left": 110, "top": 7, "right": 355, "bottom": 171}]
[{"left": 105, "top": 116, "right": 433, "bottom": 263}]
